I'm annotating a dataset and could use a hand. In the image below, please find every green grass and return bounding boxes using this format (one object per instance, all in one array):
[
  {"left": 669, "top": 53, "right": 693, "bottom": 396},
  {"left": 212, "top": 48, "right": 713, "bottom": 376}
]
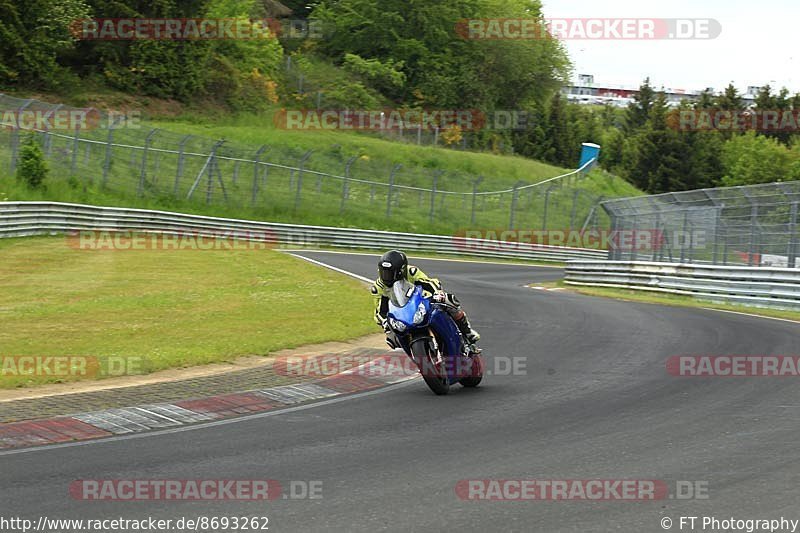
[
  {"left": 0, "top": 236, "right": 375, "bottom": 389},
  {"left": 549, "top": 280, "right": 800, "bottom": 322},
  {"left": 0, "top": 87, "right": 642, "bottom": 236}
]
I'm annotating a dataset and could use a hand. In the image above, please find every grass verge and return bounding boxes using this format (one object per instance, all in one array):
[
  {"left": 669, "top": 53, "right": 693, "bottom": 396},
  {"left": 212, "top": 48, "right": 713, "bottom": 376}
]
[
  {"left": 546, "top": 280, "right": 800, "bottom": 322},
  {"left": 0, "top": 236, "right": 375, "bottom": 389}
]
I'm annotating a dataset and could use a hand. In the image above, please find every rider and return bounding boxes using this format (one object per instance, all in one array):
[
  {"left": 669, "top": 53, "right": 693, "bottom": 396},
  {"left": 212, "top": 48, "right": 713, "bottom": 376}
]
[{"left": 371, "top": 250, "right": 481, "bottom": 349}]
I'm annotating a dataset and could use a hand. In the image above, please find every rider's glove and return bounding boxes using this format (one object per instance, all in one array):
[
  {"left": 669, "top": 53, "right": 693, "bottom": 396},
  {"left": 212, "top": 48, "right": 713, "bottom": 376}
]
[
  {"left": 432, "top": 290, "right": 447, "bottom": 303},
  {"left": 381, "top": 317, "right": 392, "bottom": 333}
]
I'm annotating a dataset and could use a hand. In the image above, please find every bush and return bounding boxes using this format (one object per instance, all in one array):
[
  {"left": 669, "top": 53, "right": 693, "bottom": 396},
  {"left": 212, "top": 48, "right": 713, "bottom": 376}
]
[{"left": 16, "top": 135, "right": 48, "bottom": 189}]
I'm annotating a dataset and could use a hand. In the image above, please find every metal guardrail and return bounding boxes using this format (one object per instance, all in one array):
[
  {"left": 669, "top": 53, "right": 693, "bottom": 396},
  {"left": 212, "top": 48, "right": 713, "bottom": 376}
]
[
  {"left": 0, "top": 202, "right": 606, "bottom": 263},
  {"left": 565, "top": 260, "right": 800, "bottom": 310}
]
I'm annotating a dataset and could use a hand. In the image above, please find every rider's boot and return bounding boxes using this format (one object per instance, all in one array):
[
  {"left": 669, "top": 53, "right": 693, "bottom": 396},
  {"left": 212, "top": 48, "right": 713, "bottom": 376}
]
[{"left": 453, "top": 310, "right": 480, "bottom": 345}]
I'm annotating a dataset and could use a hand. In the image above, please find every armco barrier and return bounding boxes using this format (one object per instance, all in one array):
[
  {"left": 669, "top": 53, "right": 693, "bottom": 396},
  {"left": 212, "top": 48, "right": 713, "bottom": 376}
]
[
  {"left": 565, "top": 260, "right": 800, "bottom": 310},
  {"left": 0, "top": 202, "right": 605, "bottom": 263}
]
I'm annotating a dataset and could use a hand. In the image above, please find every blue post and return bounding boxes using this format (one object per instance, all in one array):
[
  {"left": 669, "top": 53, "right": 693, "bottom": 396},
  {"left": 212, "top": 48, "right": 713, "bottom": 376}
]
[{"left": 579, "top": 142, "right": 601, "bottom": 171}]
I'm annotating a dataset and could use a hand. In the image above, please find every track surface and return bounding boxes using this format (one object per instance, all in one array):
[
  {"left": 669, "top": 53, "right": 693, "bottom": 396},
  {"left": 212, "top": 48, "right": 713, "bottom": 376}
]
[{"left": 3, "top": 252, "right": 800, "bottom": 532}]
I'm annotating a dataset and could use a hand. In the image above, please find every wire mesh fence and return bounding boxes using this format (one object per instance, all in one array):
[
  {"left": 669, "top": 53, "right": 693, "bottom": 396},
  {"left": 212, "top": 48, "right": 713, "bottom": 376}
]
[
  {"left": 0, "top": 93, "right": 607, "bottom": 235},
  {"left": 602, "top": 182, "right": 800, "bottom": 267}
]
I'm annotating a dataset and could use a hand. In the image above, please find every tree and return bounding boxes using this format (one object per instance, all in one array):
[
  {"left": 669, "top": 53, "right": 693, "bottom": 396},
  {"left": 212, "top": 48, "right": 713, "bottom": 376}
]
[
  {"left": 311, "top": 0, "right": 569, "bottom": 110},
  {"left": 0, "top": 0, "right": 90, "bottom": 89},
  {"left": 720, "top": 131, "right": 795, "bottom": 186},
  {"left": 716, "top": 83, "right": 743, "bottom": 111},
  {"left": 624, "top": 78, "right": 655, "bottom": 134}
]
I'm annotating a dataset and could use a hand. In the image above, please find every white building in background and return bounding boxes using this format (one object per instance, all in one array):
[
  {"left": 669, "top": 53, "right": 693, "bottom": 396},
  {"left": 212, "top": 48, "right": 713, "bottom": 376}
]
[{"left": 563, "top": 75, "right": 758, "bottom": 107}]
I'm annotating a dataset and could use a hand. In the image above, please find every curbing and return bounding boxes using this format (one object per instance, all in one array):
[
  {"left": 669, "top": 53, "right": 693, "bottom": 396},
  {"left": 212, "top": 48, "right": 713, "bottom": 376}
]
[{"left": 0, "top": 353, "right": 418, "bottom": 451}]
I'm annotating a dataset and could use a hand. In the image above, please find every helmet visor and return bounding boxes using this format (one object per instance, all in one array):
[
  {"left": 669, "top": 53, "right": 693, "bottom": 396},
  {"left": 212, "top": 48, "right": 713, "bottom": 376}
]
[{"left": 379, "top": 262, "right": 400, "bottom": 286}]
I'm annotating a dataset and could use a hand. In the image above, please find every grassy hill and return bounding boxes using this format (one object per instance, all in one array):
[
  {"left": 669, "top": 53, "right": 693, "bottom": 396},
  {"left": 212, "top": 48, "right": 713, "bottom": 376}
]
[{"left": 0, "top": 90, "right": 642, "bottom": 235}]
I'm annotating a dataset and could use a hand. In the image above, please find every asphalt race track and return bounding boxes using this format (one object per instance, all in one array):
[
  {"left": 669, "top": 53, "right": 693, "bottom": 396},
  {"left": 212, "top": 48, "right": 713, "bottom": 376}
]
[{"left": 3, "top": 251, "right": 800, "bottom": 532}]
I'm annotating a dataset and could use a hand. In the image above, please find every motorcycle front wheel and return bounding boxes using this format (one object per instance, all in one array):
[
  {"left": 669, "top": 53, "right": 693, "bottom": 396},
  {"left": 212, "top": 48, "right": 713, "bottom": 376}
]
[{"left": 410, "top": 336, "right": 450, "bottom": 396}]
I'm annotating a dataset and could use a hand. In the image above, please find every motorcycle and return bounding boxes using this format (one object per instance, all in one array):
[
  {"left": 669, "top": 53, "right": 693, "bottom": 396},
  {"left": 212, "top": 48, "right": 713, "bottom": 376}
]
[{"left": 386, "top": 280, "right": 484, "bottom": 395}]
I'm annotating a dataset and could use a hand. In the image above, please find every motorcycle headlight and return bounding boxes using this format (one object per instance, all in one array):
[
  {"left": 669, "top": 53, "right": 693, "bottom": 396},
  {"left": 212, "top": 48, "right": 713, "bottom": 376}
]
[
  {"left": 389, "top": 318, "right": 407, "bottom": 332},
  {"left": 412, "top": 303, "right": 427, "bottom": 325}
]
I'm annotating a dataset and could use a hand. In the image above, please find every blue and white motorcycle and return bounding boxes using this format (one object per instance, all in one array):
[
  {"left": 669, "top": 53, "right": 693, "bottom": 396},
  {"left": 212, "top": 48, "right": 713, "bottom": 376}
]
[{"left": 386, "top": 280, "right": 484, "bottom": 395}]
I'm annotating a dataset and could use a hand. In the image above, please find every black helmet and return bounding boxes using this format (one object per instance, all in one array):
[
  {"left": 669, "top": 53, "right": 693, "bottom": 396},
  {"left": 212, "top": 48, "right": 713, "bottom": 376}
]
[{"left": 378, "top": 250, "right": 408, "bottom": 287}]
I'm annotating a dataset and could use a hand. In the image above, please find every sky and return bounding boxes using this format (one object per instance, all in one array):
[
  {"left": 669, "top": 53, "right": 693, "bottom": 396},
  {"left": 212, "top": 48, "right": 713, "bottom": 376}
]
[{"left": 541, "top": 0, "right": 798, "bottom": 93}]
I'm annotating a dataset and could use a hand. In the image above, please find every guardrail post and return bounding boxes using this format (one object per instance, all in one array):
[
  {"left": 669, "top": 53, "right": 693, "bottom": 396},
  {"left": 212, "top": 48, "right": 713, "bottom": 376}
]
[
  {"left": 386, "top": 164, "right": 401, "bottom": 218},
  {"left": 137, "top": 129, "right": 158, "bottom": 197},
  {"left": 294, "top": 150, "right": 313, "bottom": 211},
  {"left": 471, "top": 176, "right": 483, "bottom": 225},
  {"left": 174, "top": 135, "right": 193, "bottom": 196},
  {"left": 340, "top": 156, "right": 356, "bottom": 214},
  {"left": 789, "top": 202, "right": 798, "bottom": 268}
]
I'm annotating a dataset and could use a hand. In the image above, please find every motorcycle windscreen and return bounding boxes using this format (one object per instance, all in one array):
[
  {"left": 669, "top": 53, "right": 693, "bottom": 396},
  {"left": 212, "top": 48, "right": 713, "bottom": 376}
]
[{"left": 387, "top": 280, "right": 421, "bottom": 324}]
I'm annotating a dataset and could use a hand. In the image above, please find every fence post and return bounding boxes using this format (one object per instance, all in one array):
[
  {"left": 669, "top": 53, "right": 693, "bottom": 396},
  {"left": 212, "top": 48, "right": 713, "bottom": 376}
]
[
  {"left": 471, "top": 176, "right": 483, "bottom": 225},
  {"left": 70, "top": 122, "right": 82, "bottom": 176},
  {"left": 102, "top": 116, "right": 124, "bottom": 189},
  {"left": 652, "top": 212, "right": 661, "bottom": 262},
  {"left": 9, "top": 99, "right": 33, "bottom": 174},
  {"left": 711, "top": 206, "right": 722, "bottom": 265},
  {"left": 317, "top": 146, "right": 337, "bottom": 193},
  {"left": 186, "top": 139, "right": 223, "bottom": 201},
  {"left": 748, "top": 205, "right": 759, "bottom": 266},
  {"left": 541, "top": 183, "right": 557, "bottom": 231},
  {"left": 293, "top": 150, "right": 313, "bottom": 211},
  {"left": 509, "top": 181, "right": 525, "bottom": 230},
  {"left": 386, "top": 164, "right": 401, "bottom": 218},
  {"left": 173, "top": 135, "right": 193, "bottom": 196},
  {"left": 788, "top": 202, "right": 798, "bottom": 268},
  {"left": 251, "top": 145, "right": 268, "bottom": 205},
  {"left": 608, "top": 214, "right": 618, "bottom": 260},
  {"left": 42, "top": 104, "right": 62, "bottom": 157},
  {"left": 340, "top": 156, "right": 356, "bottom": 214},
  {"left": 569, "top": 189, "right": 581, "bottom": 230},
  {"left": 429, "top": 171, "right": 442, "bottom": 223},
  {"left": 136, "top": 129, "right": 158, "bottom": 197},
  {"left": 680, "top": 209, "right": 689, "bottom": 263}
]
